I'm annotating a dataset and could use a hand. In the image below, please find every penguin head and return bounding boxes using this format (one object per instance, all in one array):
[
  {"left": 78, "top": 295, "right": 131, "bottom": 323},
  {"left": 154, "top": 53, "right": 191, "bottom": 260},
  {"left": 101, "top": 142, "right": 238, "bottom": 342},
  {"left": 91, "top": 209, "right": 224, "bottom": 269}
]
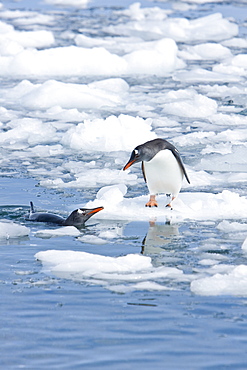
[
  {"left": 123, "top": 143, "right": 155, "bottom": 170},
  {"left": 64, "top": 206, "right": 104, "bottom": 227}
]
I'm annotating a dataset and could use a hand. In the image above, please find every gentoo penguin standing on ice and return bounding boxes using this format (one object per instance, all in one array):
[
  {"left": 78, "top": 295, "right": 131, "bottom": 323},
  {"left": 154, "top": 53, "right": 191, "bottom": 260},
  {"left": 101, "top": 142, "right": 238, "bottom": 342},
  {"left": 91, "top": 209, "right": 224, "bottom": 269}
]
[{"left": 123, "top": 138, "right": 190, "bottom": 207}]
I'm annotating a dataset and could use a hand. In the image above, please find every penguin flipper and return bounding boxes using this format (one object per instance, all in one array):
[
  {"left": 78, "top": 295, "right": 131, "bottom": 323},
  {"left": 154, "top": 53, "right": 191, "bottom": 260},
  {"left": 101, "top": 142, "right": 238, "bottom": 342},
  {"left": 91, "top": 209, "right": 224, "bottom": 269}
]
[
  {"left": 171, "top": 149, "right": 190, "bottom": 184},
  {"left": 141, "top": 161, "right": 147, "bottom": 183}
]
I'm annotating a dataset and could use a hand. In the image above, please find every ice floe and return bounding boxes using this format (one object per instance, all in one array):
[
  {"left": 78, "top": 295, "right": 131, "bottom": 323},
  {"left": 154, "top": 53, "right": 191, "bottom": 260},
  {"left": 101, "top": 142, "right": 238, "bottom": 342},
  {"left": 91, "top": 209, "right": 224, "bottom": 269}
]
[
  {"left": 1, "top": 78, "right": 129, "bottom": 110},
  {"left": 0, "top": 0, "right": 246, "bottom": 299},
  {"left": 44, "top": 0, "right": 91, "bottom": 8},
  {"left": 191, "top": 265, "right": 247, "bottom": 297},
  {"left": 84, "top": 184, "right": 247, "bottom": 222},
  {"left": 0, "top": 220, "right": 29, "bottom": 239},
  {"left": 108, "top": 8, "right": 238, "bottom": 42},
  {"left": 0, "top": 39, "right": 183, "bottom": 77},
  {"left": 35, "top": 226, "right": 81, "bottom": 238},
  {"left": 61, "top": 114, "right": 156, "bottom": 152},
  {"left": 35, "top": 249, "right": 185, "bottom": 293}
]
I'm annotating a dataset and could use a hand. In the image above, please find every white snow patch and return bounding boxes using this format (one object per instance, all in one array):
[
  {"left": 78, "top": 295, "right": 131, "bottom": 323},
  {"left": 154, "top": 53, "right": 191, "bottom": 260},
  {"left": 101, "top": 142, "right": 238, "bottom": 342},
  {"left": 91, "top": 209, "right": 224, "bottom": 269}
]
[
  {"left": 0, "top": 41, "right": 182, "bottom": 77},
  {"left": 35, "top": 226, "right": 81, "bottom": 238},
  {"left": 0, "top": 220, "right": 29, "bottom": 239},
  {"left": 108, "top": 9, "right": 238, "bottom": 42},
  {"left": 213, "top": 54, "right": 247, "bottom": 77},
  {"left": 35, "top": 249, "right": 184, "bottom": 292},
  {"left": 0, "top": 78, "right": 129, "bottom": 110},
  {"left": 44, "top": 0, "right": 91, "bottom": 8},
  {"left": 161, "top": 89, "right": 217, "bottom": 118},
  {"left": 217, "top": 220, "right": 247, "bottom": 233},
  {"left": 191, "top": 265, "right": 247, "bottom": 297},
  {"left": 61, "top": 114, "right": 156, "bottom": 152},
  {"left": 77, "top": 234, "right": 107, "bottom": 245},
  {"left": 179, "top": 42, "right": 232, "bottom": 61},
  {"left": 0, "top": 20, "right": 54, "bottom": 54},
  {"left": 85, "top": 186, "right": 247, "bottom": 222}
]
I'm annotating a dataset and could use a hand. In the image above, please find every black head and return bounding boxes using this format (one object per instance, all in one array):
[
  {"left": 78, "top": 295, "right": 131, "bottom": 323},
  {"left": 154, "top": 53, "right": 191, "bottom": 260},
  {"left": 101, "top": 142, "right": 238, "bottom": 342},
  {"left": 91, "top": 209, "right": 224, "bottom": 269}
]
[
  {"left": 64, "top": 206, "right": 104, "bottom": 227},
  {"left": 123, "top": 138, "right": 172, "bottom": 170}
]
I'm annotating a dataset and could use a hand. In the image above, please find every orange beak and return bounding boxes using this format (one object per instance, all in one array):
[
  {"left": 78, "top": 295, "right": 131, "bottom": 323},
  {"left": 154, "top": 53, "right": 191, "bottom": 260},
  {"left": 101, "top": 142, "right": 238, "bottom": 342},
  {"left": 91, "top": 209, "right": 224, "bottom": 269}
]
[
  {"left": 87, "top": 206, "right": 104, "bottom": 215},
  {"left": 123, "top": 159, "right": 137, "bottom": 171}
]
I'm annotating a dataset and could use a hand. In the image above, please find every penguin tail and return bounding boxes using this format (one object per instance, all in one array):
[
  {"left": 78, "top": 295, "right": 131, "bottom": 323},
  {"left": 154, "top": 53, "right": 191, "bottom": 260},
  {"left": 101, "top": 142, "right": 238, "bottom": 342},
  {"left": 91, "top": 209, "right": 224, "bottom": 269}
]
[{"left": 30, "top": 201, "right": 35, "bottom": 214}]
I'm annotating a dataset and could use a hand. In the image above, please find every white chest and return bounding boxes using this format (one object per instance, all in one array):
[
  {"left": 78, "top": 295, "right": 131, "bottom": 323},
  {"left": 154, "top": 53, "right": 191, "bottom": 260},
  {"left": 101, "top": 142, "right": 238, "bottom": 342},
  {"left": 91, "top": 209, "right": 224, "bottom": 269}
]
[{"left": 143, "top": 149, "right": 184, "bottom": 196}]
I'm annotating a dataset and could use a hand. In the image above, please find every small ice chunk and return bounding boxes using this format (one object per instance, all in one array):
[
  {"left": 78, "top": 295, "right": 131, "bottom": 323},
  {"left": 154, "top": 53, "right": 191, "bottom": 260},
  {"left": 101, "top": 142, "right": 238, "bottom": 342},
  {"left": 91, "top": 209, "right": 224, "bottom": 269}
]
[
  {"left": 191, "top": 265, "right": 247, "bottom": 297},
  {"left": 222, "top": 38, "right": 247, "bottom": 48},
  {"left": 0, "top": 220, "right": 29, "bottom": 239},
  {"left": 162, "top": 90, "right": 217, "bottom": 118},
  {"left": 77, "top": 235, "right": 107, "bottom": 245},
  {"left": 97, "top": 184, "right": 127, "bottom": 203},
  {"left": 35, "top": 249, "right": 184, "bottom": 292},
  {"left": 44, "top": 0, "right": 91, "bottom": 8},
  {"left": 35, "top": 250, "right": 153, "bottom": 274},
  {"left": 108, "top": 281, "right": 170, "bottom": 293},
  {"left": 179, "top": 43, "right": 232, "bottom": 60},
  {"left": 241, "top": 237, "right": 247, "bottom": 250},
  {"left": 217, "top": 220, "right": 247, "bottom": 233},
  {"left": 35, "top": 226, "right": 81, "bottom": 238},
  {"left": 61, "top": 114, "right": 156, "bottom": 152}
]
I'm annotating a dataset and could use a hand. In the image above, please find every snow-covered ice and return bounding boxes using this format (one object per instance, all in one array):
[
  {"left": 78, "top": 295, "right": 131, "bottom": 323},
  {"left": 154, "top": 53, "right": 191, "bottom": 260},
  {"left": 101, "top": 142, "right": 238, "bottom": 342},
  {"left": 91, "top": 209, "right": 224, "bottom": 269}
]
[
  {"left": 34, "top": 226, "right": 81, "bottom": 238},
  {"left": 0, "top": 0, "right": 246, "bottom": 297},
  {"left": 35, "top": 249, "right": 185, "bottom": 293},
  {"left": 191, "top": 265, "right": 247, "bottom": 297},
  {"left": 44, "top": 0, "right": 91, "bottom": 8},
  {"left": 83, "top": 185, "right": 247, "bottom": 222},
  {"left": 0, "top": 220, "right": 29, "bottom": 239}
]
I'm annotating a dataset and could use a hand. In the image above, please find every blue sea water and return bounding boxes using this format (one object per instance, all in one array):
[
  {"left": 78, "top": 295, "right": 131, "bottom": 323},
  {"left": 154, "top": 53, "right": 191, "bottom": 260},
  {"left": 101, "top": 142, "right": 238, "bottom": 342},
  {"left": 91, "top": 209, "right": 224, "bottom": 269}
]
[
  {"left": 0, "top": 0, "right": 247, "bottom": 369},
  {"left": 1, "top": 179, "right": 247, "bottom": 369}
]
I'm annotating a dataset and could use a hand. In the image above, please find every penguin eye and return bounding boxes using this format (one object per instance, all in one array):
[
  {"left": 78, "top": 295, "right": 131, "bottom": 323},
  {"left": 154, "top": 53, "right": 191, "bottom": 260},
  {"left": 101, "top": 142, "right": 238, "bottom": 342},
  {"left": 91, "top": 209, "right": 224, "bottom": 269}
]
[{"left": 134, "top": 149, "right": 139, "bottom": 156}]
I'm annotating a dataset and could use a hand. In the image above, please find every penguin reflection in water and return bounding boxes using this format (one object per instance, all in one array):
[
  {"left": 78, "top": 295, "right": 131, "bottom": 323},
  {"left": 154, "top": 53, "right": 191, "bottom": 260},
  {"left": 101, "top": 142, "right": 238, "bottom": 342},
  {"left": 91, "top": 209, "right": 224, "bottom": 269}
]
[
  {"left": 141, "top": 220, "right": 179, "bottom": 255},
  {"left": 26, "top": 202, "right": 104, "bottom": 229},
  {"left": 123, "top": 138, "right": 190, "bottom": 208}
]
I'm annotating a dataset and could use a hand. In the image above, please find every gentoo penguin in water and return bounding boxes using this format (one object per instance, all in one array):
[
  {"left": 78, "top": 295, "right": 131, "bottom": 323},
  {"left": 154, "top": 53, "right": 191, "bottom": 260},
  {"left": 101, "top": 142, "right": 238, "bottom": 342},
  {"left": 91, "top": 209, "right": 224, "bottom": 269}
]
[
  {"left": 26, "top": 202, "right": 104, "bottom": 228},
  {"left": 123, "top": 138, "right": 190, "bottom": 207}
]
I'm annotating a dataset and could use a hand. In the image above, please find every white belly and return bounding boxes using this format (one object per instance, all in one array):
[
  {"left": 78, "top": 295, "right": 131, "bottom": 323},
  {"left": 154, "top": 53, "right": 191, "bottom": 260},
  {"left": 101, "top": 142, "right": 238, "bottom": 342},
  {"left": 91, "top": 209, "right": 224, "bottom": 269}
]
[{"left": 143, "top": 149, "right": 184, "bottom": 197}]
